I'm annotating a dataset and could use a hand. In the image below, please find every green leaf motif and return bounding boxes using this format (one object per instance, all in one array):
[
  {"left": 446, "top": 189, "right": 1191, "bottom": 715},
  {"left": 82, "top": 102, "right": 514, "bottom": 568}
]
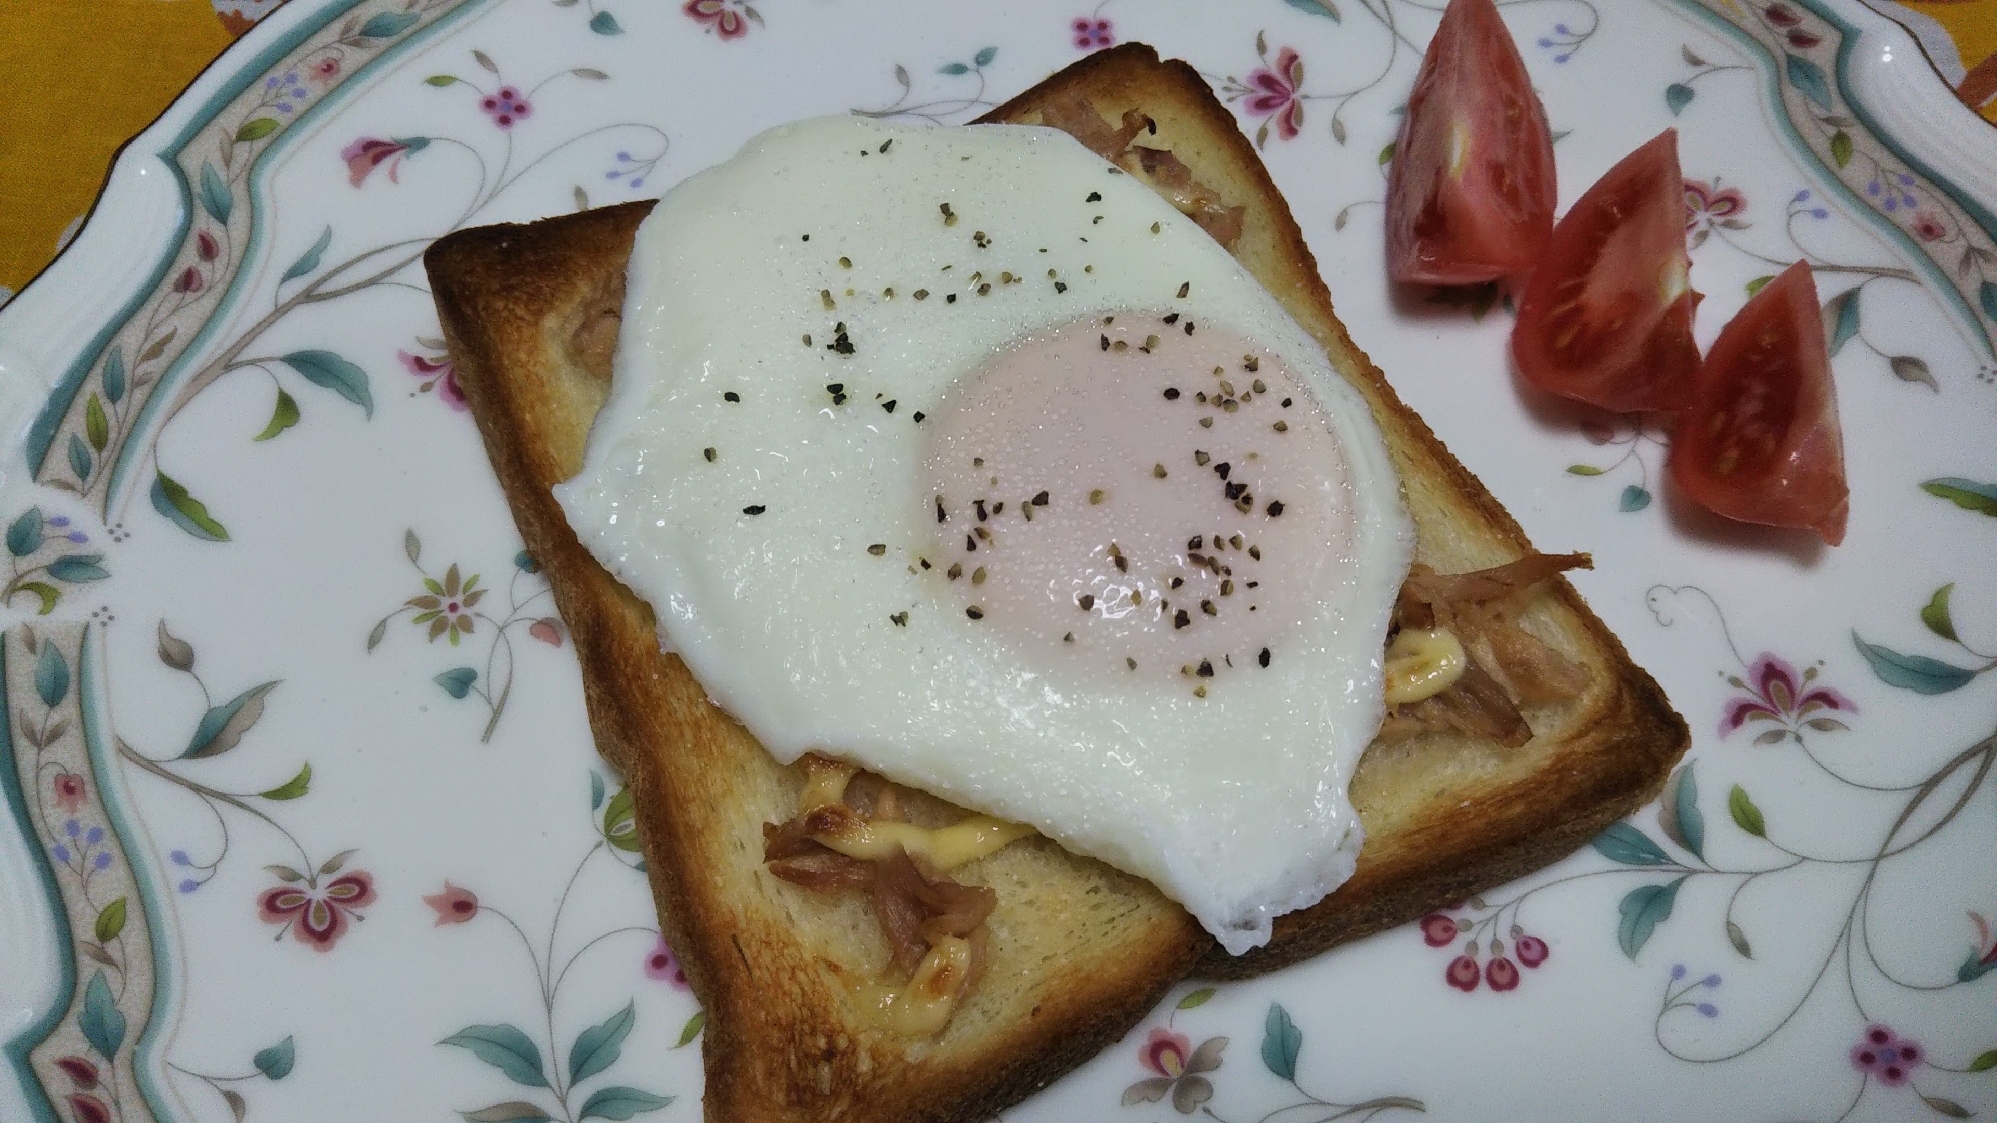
[
  {"left": 569, "top": 1001, "right": 635, "bottom": 1085},
  {"left": 973, "top": 46, "right": 997, "bottom": 67},
  {"left": 151, "top": 471, "right": 230, "bottom": 541},
  {"left": 1620, "top": 485, "right": 1652, "bottom": 512},
  {"left": 1890, "top": 355, "right": 1937, "bottom": 391},
  {"left": 674, "top": 1010, "right": 705, "bottom": 1048},
  {"left": 357, "top": 10, "right": 418, "bottom": 37},
  {"left": 199, "top": 162, "right": 232, "bottom": 224},
  {"left": 1829, "top": 129, "right": 1852, "bottom": 168},
  {"left": 1921, "top": 584, "right": 1958, "bottom": 642},
  {"left": 1745, "top": 275, "right": 1774, "bottom": 296},
  {"left": 94, "top": 898, "right": 127, "bottom": 944},
  {"left": 7, "top": 506, "right": 43, "bottom": 556},
  {"left": 1851, "top": 632, "right": 1976, "bottom": 695},
  {"left": 282, "top": 227, "right": 332, "bottom": 284},
  {"left": 588, "top": 10, "right": 622, "bottom": 34},
  {"left": 1785, "top": 53, "right": 1833, "bottom": 111},
  {"left": 68, "top": 435, "right": 92, "bottom": 481},
  {"left": 36, "top": 642, "right": 69, "bottom": 709},
  {"left": 16, "top": 582, "right": 60, "bottom": 615},
  {"left": 1923, "top": 1095, "right": 1972, "bottom": 1119},
  {"left": 103, "top": 348, "right": 126, "bottom": 403},
  {"left": 1922, "top": 478, "right": 1997, "bottom": 516},
  {"left": 1566, "top": 464, "right": 1605, "bottom": 476},
  {"left": 259, "top": 762, "right": 312, "bottom": 801},
  {"left": 435, "top": 667, "right": 478, "bottom": 699},
  {"left": 440, "top": 1024, "right": 549, "bottom": 1088},
  {"left": 254, "top": 1035, "right": 296, "bottom": 1079},
  {"left": 1377, "top": 140, "right": 1396, "bottom": 166},
  {"left": 48, "top": 555, "right": 109, "bottom": 583},
  {"left": 1959, "top": 952, "right": 1997, "bottom": 983},
  {"left": 1177, "top": 986, "right": 1216, "bottom": 1010},
  {"left": 1658, "top": 765, "right": 1704, "bottom": 860},
  {"left": 1665, "top": 83, "right": 1694, "bottom": 115},
  {"left": 85, "top": 394, "right": 108, "bottom": 452},
  {"left": 1823, "top": 288, "right": 1859, "bottom": 357},
  {"left": 279, "top": 350, "right": 374, "bottom": 417},
  {"left": 602, "top": 786, "right": 641, "bottom": 852},
  {"left": 1260, "top": 1003, "right": 1302, "bottom": 1081},
  {"left": 579, "top": 1087, "right": 673, "bottom": 1122},
  {"left": 1592, "top": 822, "right": 1673, "bottom": 866},
  {"left": 591, "top": 770, "right": 606, "bottom": 810},
  {"left": 461, "top": 1105, "right": 552, "bottom": 1123},
  {"left": 254, "top": 389, "right": 301, "bottom": 442},
  {"left": 939, "top": 62, "right": 970, "bottom": 76},
  {"left": 235, "top": 117, "right": 280, "bottom": 143},
  {"left": 1617, "top": 877, "right": 1686, "bottom": 959},
  {"left": 1970, "top": 1049, "right": 1997, "bottom": 1072},
  {"left": 1981, "top": 281, "right": 1997, "bottom": 323},
  {"left": 425, "top": 74, "right": 461, "bottom": 86},
  {"left": 80, "top": 971, "right": 126, "bottom": 1060},
  {"left": 1282, "top": 0, "right": 1342, "bottom": 19},
  {"left": 1728, "top": 785, "right": 1766, "bottom": 838},
  {"left": 181, "top": 681, "right": 280, "bottom": 759}
]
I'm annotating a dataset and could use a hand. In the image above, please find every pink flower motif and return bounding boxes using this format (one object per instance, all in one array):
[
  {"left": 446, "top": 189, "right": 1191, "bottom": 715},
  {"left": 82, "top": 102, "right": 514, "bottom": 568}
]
[
  {"left": 196, "top": 231, "right": 220, "bottom": 261},
  {"left": 683, "top": 0, "right": 750, "bottom": 40},
  {"left": 341, "top": 137, "right": 411, "bottom": 187},
  {"left": 480, "top": 86, "right": 532, "bottom": 129},
  {"left": 1484, "top": 955, "right": 1520, "bottom": 991},
  {"left": 174, "top": 267, "right": 204, "bottom": 295},
  {"left": 66, "top": 1093, "right": 110, "bottom": 1123},
  {"left": 1124, "top": 1027, "right": 1223, "bottom": 1112},
  {"left": 1446, "top": 954, "right": 1480, "bottom": 991},
  {"left": 1968, "top": 911, "right": 1997, "bottom": 975},
  {"left": 308, "top": 56, "right": 342, "bottom": 84},
  {"left": 1684, "top": 178, "right": 1747, "bottom": 236},
  {"left": 1071, "top": 17, "right": 1114, "bottom": 51},
  {"left": 258, "top": 870, "right": 376, "bottom": 951},
  {"left": 1242, "top": 47, "right": 1306, "bottom": 142},
  {"left": 1910, "top": 210, "right": 1947, "bottom": 242},
  {"left": 1420, "top": 913, "right": 1457, "bottom": 947},
  {"left": 1139, "top": 1026, "right": 1192, "bottom": 1078},
  {"left": 1719, "top": 653, "right": 1854, "bottom": 741},
  {"left": 1516, "top": 933, "right": 1549, "bottom": 968},
  {"left": 1849, "top": 1024, "right": 1921, "bottom": 1086},
  {"left": 423, "top": 881, "right": 479, "bottom": 925},
  {"left": 528, "top": 618, "right": 565, "bottom": 646},
  {"left": 399, "top": 348, "right": 466, "bottom": 410},
  {"left": 52, "top": 772, "right": 87, "bottom": 815},
  {"left": 644, "top": 935, "right": 689, "bottom": 987},
  {"left": 53, "top": 1056, "right": 98, "bottom": 1089}
]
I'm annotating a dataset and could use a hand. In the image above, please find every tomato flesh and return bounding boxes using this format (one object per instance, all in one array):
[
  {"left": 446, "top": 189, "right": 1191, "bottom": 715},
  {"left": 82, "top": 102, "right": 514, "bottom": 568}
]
[
  {"left": 1385, "top": 0, "right": 1556, "bottom": 285},
  {"left": 1668, "top": 261, "right": 1848, "bottom": 545},
  {"left": 1511, "top": 129, "right": 1700, "bottom": 413}
]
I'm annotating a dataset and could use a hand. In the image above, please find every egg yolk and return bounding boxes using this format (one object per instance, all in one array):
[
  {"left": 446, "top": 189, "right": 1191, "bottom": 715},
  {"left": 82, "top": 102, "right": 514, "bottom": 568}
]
[{"left": 920, "top": 313, "right": 1359, "bottom": 692}]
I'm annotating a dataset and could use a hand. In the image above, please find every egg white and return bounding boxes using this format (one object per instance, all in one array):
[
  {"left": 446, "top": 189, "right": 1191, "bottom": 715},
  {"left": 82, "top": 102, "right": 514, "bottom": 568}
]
[{"left": 556, "top": 117, "right": 1412, "bottom": 954}]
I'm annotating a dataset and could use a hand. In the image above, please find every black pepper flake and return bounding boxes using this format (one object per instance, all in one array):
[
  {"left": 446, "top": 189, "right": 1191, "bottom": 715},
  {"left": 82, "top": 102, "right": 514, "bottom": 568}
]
[
  {"left": 1078, "top": 593, "right": 1096, "bottom": 611},
  {"left": 966, "top": 606, "right": 984, "bottom": 620},
  {"left": 1249, "top": 545, "right": 1262, "bottom": 560},
  {"left": 724, "top": 391, "right": 741, "bottom": 402},
  {"left": 1151, "top": 221, "right": 1162, "bottom": 234},
  {"left": 965, "top": 534, "right": 978, "bottom": 551},
  {"left": 1092, "top": 215, "right": 1104, "bottom": 225},
  {"left": 992, "top": 501, "right": 1004, "bottom": 515},
  {"left": 1245, "top": 356, "right": 1261, "bottom": 373},
  {"left": 1246, "top": 580, "right": 1258, "bottom": 588},
  {"left": 1259, "top": 647, "right": 1271, "bottom": 668},
  {"left": 975, "top": 499, "right": 988, "bottom": 522},
  {"left": 1197, "top": 659, "right": 1214, "bottom": 678},
  {"left": 802, "top": 234, "right": 811, "bottom": 241},
  {"left": 1214, "top": 462, "right": 1231, "bottom": 480},
  {"left": 977, "top": 282, "right": 991, "bottom": 296},
  {"left": 1201, "top": 600, "right": 1217, "bottom": 617},
  {"left": 936, "top": 496, "right": 948, "bottom": 523},
  {"left": 880, "top": 139, "right": 892, "bottom": 153},
  {"left": 1100, "top": 334, "right": 1110, "bottom": 352},
  {"left": 913, "top": 411, "right": 926, "bottom": 423},
  {"left": 1185, "top": 321, "right": 1195, "bottom": 335},
  {"left": 703, "top": 447, "right": 717, "bottom": 462},
  {"left": 1176, "top": 281, "right": 1190, "bottom": 298},
  {"left": 882, "top": 400, "right": 897, "bottom": 413},
  {"left": 1163, "top": 312, "right": 1180, "bottom": 324},
  {"left": 1115, "top": 555, "right": 1129, "bottom": 573},
  {"left": 1127, "top": 656, "right": 1138, "bottom": 669},
  {"left": 1225, "top": 482, "right": 1246, "bottom": 501},
  {"left": 891, "top": 611, "right": 909, "bottom": 626},
  {"left": 1173, "top": 609, "right": 1191, "bottom": 629},
  {"left": 1066, "top": 632, "right": 1077, "bottom": 644},
  {"left": 948, "top": 562, "right": 963, "bottom": 580},
  {"left": 1230, "top": 534, "right": 1244, "bottom": 549},
  {"left": 919, "top": 558, "right": 932, "bottom": 569},
  {"left": 1189, "top": 535, "right": 1204, "bottom": 549},
  {"left": 868, "top": 543, "right": 886, "bottom": 556},
  {"left": 1170, "top": 576, "right": 1184, "bottom": 589},
  {"left": 1164, "top": 387, "right": 1180, "bottom": 400},
  {"left": 1266, "top": 501, "right": 1286, "bottom": 517},
  {"left": 743, "top": 504, "right": 766, "bottom": 516},
  {"left": 1055, "top": 281, "right": 1068, "bottom": 293},
  {"left": 1086, "top": 191, "right": 1102, "bottom": 202},
  {"left": 973, "top": 230, "right": 990, "bottom": 248},
  {"left": 1282, "top": 397, "right": 1293, "bottom": 408},
  {"left": 1220, "top": 579, "right": 1234, "bottom": 596},
  {"left": 946, "top": 294, "right": 958, "bottom": 304},
  {"left": 1031, "top": 491, "right": 1049, "bottom": 506}
]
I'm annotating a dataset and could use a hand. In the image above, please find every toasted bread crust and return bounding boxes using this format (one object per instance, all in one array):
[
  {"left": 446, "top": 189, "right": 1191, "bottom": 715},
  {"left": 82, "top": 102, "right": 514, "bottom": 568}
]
[{"left": 426, "top": 42, "right": 1686, "bottom": 1121}]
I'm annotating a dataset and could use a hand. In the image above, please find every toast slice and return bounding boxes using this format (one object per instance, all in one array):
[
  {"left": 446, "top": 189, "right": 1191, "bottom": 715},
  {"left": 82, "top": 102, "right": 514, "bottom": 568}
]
[{"left": 426, "top": 42, "right": 1686, "bottom": 1121}]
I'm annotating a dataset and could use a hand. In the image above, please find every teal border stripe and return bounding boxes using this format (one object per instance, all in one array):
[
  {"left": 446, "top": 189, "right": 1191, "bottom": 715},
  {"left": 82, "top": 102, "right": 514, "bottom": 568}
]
[
  {"left": 102, "top": 0, "right": 493, "bottom": 504},
  {"left": 1664, "top": 0, "right": 1994, "bottom": 361},
  {"left": 0, "top": 639, "right": 71, "bottom": 1123},
  {"left": 83, "top": 631, "right": 183, "bottom": 1123}
]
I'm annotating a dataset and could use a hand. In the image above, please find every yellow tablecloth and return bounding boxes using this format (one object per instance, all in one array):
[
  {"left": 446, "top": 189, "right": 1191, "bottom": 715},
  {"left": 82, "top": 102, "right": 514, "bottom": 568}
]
[{"left": 1, "top": 0, "right": 1992, "bottom": 302}]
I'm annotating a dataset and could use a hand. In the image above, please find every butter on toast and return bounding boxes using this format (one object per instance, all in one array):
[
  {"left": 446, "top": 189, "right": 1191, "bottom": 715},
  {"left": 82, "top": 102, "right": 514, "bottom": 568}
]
[{"left": 426, "top": 42, "right": 1685, "bottom": 1122}]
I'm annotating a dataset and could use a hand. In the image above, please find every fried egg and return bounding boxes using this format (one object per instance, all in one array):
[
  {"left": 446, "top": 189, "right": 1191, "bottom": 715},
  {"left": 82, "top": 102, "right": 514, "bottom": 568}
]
[{"left": 555, "top": 117, "right": 1412, "bottom": 954}]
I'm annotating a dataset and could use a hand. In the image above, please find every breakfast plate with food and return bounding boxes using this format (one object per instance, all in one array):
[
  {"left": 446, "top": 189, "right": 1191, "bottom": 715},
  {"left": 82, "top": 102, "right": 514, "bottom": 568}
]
[{"left": 1, "top": 1, "right": 1993, "bottom": 1121}]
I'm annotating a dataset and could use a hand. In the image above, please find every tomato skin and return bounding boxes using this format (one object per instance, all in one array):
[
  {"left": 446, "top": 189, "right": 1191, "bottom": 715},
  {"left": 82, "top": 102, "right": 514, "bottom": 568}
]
[
  {"left": 1668, "top": 261, "right": 1848, "bottom": 545},
  {"left": 1510, "top": 129, "right": 1701, "bottom": 413},
  {"left": 1385, "top": 0, "right": 1556, "bottom": 285}
]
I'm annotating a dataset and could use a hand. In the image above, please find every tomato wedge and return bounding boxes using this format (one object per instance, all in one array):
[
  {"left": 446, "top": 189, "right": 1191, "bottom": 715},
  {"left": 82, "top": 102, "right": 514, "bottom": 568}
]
[
  {"left": 1511, "top": 129, "right": 1700, "bottom": 413},
  {"left": 1385, "top": 0, "right": 1556, "bottom": 285},
  {"left": 1668, "top": 261, "right": 1848, "bottom": 545}
]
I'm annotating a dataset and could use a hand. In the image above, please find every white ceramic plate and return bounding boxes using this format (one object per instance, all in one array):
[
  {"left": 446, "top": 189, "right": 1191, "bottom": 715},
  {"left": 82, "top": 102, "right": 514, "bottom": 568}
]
[{"left": 4, "top": 1, "right": 1996, "bottom": 1120}]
